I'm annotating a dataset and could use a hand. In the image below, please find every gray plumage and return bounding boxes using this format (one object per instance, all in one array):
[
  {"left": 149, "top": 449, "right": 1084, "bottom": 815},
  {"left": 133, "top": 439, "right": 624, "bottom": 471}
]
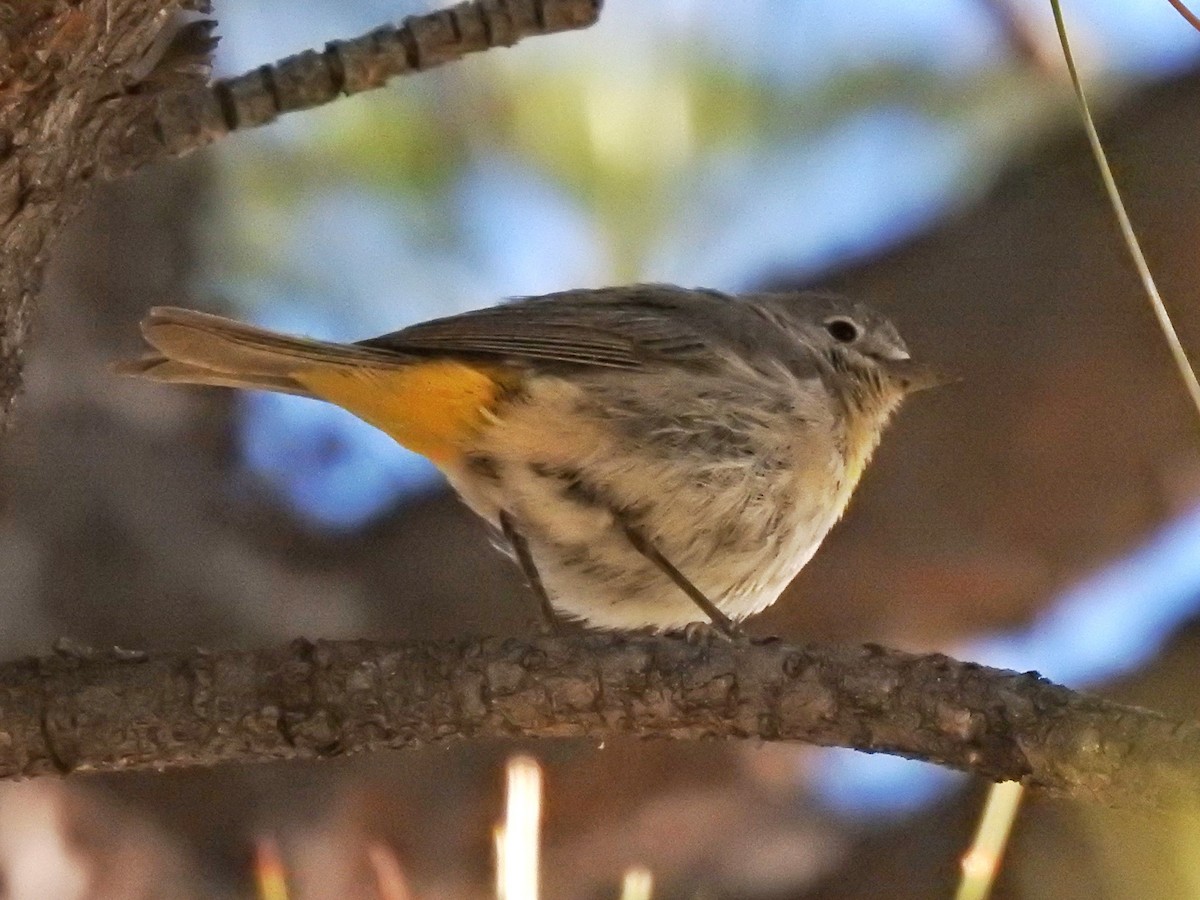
[{"left": 117, "top": 285, "right": 938, "bottom": 632}]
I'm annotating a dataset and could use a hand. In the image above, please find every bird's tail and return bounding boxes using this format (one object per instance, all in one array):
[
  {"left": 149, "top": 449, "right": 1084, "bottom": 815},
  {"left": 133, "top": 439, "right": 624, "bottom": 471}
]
[{"left": 113, "top": 306, "right": 404, "bottom": 397}]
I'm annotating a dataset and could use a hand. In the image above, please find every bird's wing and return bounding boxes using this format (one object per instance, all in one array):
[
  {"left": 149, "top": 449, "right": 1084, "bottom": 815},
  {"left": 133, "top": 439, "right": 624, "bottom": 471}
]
[{"left": 357, "top": 285, "right": 739, "bottom": 370}]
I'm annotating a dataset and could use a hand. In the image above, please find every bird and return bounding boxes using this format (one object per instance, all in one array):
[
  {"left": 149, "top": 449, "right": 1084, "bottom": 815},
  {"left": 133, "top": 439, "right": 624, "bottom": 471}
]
[{"left": 116, "top": 284, "right": 940, "bottom": 636}]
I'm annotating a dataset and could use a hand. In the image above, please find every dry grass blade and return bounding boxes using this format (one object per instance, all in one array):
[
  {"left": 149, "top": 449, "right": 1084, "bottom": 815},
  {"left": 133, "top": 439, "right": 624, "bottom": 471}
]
[
  {"left": 1049, "top": 0, "right": 1200, "bottom": 424},
  {"left": 620, "top": 867, "right": 654, "bottom": 900},
  {"left": 496, "top": 755, "right": 543, "bottom": 900},
  {"left": 253, "top": 836, "right": 290, "bottom": 900},
  {"left": 955, "top": 782, "right": 1025, "bottom": 900}
]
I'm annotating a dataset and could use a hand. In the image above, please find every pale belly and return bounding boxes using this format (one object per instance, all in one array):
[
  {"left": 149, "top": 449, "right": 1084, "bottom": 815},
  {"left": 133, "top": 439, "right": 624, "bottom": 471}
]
[{"left": 446, "top": 366, "right": 857, "bottom": 631}]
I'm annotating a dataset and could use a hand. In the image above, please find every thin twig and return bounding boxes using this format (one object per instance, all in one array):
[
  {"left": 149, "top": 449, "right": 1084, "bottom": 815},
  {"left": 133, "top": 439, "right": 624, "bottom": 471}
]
[
  {"left": 974, "top": 0, "right": 1059, "bottom": 75},
  {"left": 1166, "top": 0, "right": 1200, "bottom": 34},
  {"left": 1049, "top": 0, "right": 1200, "bottom": 424}
]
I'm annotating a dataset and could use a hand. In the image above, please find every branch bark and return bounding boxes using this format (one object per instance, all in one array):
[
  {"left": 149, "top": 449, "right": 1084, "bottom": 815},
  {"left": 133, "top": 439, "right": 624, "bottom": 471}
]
[
  {"left": 4, "top": 635, "right": 1197, "bottom": 807},
  {"left": 0, "top": 0, "right": 602, "bottom": 430},
  {"left": 0, "top": 0, "right": 207, "bottom": 429},
  {"left": 102, "top": 0, "right": 604, "bottom": 180}
]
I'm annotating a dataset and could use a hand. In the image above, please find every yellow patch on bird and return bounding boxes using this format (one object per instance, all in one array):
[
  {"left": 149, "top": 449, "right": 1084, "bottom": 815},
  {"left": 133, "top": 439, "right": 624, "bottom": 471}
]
[
  {"left": 293, "top": 360, "right": 519, "bottom": 465},
  {"left": 842, "top": 419, "right": 876, "bottom": 492},
  {"left": 839, "top": 390, "right": 903, "bottom": 500}
]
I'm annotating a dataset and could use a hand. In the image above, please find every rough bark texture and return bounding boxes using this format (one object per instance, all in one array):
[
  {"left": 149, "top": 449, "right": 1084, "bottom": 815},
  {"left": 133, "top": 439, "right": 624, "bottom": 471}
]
[
  {"left": 0, "top": 0, "right": 602, "bottom": 431},
  {"left": 0, "top": 0, "right": 210, "bottom": 430},
  {"left": 107, "top": 0, "right": 603, "bottom": 179},
  {"left": 3, "top": 635, "right": 1196, "bottom": 807}
]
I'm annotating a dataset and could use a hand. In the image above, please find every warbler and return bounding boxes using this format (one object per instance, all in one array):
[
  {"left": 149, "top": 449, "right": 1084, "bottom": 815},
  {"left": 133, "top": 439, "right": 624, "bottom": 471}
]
[{"left": 116, "top": 285, "right": 939, "bottom": 635}]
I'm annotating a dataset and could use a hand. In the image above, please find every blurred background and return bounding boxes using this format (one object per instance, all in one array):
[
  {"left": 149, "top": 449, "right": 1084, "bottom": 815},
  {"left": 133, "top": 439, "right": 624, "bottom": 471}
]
[{"left": 1, "top": 0, "right": 1199, "bottom": 896}]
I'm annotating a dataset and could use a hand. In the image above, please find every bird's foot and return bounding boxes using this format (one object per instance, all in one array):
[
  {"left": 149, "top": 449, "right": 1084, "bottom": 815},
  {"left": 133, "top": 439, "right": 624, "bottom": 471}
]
[{"left": 682, "top": 621, "right": 746, "bottom": 647}]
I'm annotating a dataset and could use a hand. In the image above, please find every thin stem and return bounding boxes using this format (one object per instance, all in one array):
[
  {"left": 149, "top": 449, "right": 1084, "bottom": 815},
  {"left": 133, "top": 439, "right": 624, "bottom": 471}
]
[
  {"left": 955, "top": 782, "right": 1025, "bottom": 900},
  {"left": 1049, "top": 0, "right": 1200, "bottom": 425},
  {"left": 1166, "top": 0, "right": 1200, "bottom": 34}
]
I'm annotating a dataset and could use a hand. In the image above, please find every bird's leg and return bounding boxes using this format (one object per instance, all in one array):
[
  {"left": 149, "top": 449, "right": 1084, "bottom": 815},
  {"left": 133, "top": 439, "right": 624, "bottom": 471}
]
[
  {"left": 615, "top": 515, "right": 740, "bottom": 640},
  {"left": 499, "top": 511, "right": 562, "bottom": 634}
]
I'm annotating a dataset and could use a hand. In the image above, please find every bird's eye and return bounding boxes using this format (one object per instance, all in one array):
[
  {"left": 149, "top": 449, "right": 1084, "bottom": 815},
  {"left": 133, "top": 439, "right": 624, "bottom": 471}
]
[{"left": 825, "top": 317, "right": 860, "bottom": 343}]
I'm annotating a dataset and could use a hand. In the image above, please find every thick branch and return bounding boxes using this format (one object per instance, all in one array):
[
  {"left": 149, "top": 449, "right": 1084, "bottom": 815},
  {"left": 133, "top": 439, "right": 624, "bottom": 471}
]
[
  {"left": 2, "top": 636, "right": 1196, "bottom": 807},
  {"left": 0, "top": 0, "right": 204, "bottom": 430}
]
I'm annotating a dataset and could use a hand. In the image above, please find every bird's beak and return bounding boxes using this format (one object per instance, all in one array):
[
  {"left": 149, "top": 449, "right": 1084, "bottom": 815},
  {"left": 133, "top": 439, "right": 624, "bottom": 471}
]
[{"left": 882, "top": 359, "right": 957, "bottom": 394}]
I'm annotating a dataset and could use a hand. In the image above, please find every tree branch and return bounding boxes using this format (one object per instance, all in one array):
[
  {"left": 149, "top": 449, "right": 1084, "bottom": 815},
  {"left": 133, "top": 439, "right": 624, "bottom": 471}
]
[
  {"left": 101, "top": 0, "right": 604, "bottom": 180},
  {"left": 4, "top": 635, "right": 1197, "bottom": 807},
  {"left": 0, "top": 0, "right": 205, "bottom": 430}
]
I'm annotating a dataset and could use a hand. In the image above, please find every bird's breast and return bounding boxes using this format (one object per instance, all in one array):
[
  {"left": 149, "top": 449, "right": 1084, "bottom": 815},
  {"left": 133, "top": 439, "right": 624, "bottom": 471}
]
[{"left": 445, "top": 364, "right": 855, "bottom": 628}]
